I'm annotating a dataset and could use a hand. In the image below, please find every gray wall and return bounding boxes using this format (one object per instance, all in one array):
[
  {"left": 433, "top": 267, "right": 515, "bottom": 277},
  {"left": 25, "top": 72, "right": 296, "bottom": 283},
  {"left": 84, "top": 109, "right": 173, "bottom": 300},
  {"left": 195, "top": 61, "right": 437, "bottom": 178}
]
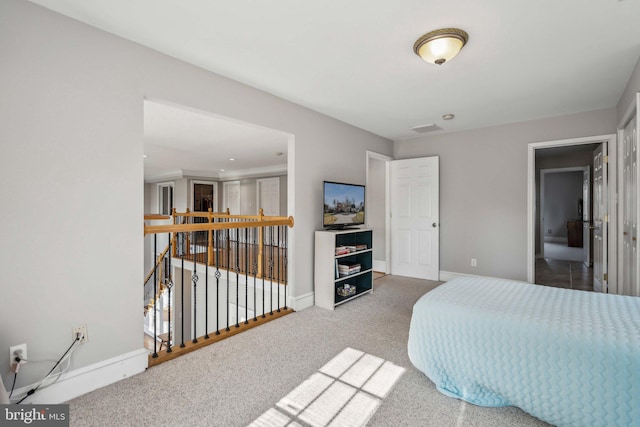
[
  {"left": 542, "top": 171, "right": 583, "bottom": 240},
  {"left": 394, "top": 108, "right": 617, "bottom": 280},
  {"left": 617, "top": 55, "right": 640, "bottom": 122},
  {"left": 0, "top": 0, "right": 392, "bottom": 389}
]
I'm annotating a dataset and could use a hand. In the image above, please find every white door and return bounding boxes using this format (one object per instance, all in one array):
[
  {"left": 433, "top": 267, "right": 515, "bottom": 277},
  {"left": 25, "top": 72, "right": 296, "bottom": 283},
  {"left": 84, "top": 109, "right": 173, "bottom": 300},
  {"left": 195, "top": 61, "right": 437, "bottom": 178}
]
[
  {"left": 257, "top": 177, "right": 280, "bottom": 245},
  {"left": 621, "top": 111, "right": 638, "bottom": 296},
  {"left": 390, "top": 157, "right": 439, "bottom": 280},
  {"left": 223, "top": 180, "right": 241, "bottom": 241},
  {"left": 582, "top": 168, "right": 591, "bottom": 267},
  {"left": 593, "top": 144, "right": 608, "bottom": 292},
  {"left": 257, "top": 177, "right": 280, "bottom": 216},
  {"left": 223, "top": 181, "right": 240, "bottom": 214}
]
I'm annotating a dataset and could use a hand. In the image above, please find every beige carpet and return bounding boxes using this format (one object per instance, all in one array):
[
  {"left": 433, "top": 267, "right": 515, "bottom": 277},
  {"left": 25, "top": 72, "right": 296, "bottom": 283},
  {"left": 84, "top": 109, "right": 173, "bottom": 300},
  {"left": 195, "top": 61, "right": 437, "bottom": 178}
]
[{"left": 68, "top": 275, "right": 550, "bottom": 427}]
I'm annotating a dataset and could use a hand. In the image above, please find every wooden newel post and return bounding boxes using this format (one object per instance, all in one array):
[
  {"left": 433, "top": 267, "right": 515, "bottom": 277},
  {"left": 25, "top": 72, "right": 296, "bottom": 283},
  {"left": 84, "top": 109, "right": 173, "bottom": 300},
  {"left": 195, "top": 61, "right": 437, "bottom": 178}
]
[
  {"left": 258, "top": 208, "right": 264, "bottom": 278},
  {"left": 207, "top": 207, "right": 214, "bottom": 266}
]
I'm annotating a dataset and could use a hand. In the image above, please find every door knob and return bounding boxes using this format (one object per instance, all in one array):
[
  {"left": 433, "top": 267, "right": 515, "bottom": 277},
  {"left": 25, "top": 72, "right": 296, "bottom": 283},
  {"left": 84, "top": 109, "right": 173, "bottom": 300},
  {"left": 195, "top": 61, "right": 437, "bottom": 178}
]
[{"left": 432, "top": 222, "right": 438, "bottom": 228}]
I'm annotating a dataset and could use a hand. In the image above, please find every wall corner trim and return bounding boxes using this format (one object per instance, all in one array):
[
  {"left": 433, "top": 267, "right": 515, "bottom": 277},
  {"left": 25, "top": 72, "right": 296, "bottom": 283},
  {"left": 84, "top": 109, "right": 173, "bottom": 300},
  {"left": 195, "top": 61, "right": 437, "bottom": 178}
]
[{"left": 292, "top": 291, "right": 314, "bottom": 311}]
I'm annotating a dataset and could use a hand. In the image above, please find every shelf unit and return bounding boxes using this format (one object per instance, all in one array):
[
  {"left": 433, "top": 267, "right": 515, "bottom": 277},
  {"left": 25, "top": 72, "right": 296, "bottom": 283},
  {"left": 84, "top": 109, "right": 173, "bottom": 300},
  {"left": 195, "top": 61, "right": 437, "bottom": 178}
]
[{"left": 314, "top": 228, "right": 373, "bottom": 310}]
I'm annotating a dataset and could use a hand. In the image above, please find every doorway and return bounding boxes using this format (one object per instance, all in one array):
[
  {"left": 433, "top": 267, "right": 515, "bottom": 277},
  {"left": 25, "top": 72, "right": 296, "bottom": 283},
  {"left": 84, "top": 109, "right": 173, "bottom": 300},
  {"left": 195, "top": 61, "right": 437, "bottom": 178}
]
[
  {"left": 527, "top": 134, "right": 617, "bottom": 291},
  {"left": 538, "top": 166, "right": 592, "bottom": 291},
  {"left": 366, "top": 151, "right": 392, "bottom": 274}
]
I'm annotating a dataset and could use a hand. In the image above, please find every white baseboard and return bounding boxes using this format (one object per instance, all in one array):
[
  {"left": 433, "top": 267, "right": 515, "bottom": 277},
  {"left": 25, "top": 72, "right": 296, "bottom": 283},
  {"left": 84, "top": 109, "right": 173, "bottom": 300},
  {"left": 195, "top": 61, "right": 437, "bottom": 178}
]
[
  {"left": 373, "top": 260, "right": 386, "bottom": 273},
  {"left": 440, "top": 271, "right": 530, "bottom": 284},
  {"left": 11, "top": 348, "right": 148, "bottom": 404},
  {"left": 291, "top": 292, "right": 314, "bottom": 311},
  {"left": 439, "top": 271, "right": 493, "bottom": 282}
]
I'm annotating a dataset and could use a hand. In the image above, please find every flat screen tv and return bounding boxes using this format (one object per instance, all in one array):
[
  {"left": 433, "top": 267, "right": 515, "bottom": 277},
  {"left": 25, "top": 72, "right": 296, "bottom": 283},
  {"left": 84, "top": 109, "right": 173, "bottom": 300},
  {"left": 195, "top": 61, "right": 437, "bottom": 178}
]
[{"left": 323, "top": 181, "right": 365, "bottom": 229}]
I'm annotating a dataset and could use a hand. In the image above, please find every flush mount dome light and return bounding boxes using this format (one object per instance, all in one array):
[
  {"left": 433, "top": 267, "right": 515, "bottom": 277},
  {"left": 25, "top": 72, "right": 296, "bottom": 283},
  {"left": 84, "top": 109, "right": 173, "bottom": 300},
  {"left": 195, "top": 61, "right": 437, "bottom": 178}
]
[{"left": 413, "top": 28, "right": 468, "bottom": 65}]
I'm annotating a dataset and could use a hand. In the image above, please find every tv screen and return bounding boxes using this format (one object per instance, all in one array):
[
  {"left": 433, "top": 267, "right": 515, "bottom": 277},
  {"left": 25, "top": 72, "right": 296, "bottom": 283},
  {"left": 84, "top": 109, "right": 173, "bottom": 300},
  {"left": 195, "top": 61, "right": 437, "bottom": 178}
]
[{"left": 323, "top": 181, "right": 365, "bottom": 229}]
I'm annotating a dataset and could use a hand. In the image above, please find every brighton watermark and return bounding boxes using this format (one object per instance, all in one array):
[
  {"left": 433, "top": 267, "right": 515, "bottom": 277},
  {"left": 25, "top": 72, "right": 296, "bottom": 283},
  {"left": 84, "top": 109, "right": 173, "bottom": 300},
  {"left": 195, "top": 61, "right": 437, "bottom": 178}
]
[{"left": 1, "top": 405, "right": 68, "bottom": 426}]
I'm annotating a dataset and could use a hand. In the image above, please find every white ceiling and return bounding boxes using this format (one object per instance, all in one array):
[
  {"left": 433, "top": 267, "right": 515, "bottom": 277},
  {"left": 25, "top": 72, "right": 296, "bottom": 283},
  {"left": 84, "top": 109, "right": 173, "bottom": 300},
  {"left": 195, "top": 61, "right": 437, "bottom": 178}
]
[
  {"left": 143, "top": 100, "right": 288, "bottom": 181},
  {"left": 28, "top": 0, "right": 640, "bottom": 176}
]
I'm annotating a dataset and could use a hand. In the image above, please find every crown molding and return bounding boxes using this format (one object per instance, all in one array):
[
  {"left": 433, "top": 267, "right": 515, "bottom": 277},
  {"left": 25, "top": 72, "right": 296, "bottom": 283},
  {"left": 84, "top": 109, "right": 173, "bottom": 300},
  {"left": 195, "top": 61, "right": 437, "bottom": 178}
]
[{"left": 144, "top": 164, "right": 287, "bottom": 183}]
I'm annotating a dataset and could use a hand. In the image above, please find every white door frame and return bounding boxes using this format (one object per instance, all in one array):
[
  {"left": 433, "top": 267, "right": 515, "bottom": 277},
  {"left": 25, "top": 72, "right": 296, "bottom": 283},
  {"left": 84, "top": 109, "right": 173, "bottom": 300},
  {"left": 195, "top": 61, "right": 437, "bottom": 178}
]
[
  {"left": 366, "top": 150, "right": 392, "bottom": 274},
  {"left": 527, "top": 134, "right": 617, "bottom": 285},
  {"left": 191, "top": 180, "right": 218, "bottom": 212}
]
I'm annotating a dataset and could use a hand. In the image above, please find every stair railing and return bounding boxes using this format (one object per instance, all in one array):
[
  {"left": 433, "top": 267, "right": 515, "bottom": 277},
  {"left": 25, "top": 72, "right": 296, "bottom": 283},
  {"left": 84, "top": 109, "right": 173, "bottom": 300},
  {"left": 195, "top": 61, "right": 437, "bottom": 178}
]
[{"left": 144, "top": 211, "right": 294, "bottom": 366}]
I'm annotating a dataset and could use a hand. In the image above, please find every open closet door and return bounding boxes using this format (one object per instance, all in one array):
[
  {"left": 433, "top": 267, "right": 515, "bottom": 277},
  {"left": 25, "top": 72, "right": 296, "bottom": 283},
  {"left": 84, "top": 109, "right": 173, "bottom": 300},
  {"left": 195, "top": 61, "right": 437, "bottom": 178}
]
[
  {"left": 582, "top": 168, "right": 591, "bottom": 267},
  {"left": 390, "top": 157, "right": 439, "bottom": 280},
  {"left": 593, "top": 144, "right": 608, "bottom": 292},
  {"left": 620, "top": 94, "right": 639, "bottom": 296}
]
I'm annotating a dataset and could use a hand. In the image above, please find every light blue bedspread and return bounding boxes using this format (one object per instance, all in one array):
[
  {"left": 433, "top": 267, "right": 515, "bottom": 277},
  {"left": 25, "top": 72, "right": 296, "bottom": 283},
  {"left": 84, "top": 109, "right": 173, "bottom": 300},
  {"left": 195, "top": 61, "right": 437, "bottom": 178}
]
[{"left": 408, "top": 276, "right": 640, "bottom": 427}]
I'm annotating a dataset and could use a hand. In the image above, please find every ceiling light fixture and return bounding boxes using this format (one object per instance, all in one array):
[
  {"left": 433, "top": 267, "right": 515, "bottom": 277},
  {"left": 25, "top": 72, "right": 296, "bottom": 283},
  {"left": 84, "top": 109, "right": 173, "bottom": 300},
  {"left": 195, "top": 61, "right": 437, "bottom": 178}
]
[
  {"left": 442, "top": 113, "right": 455, "bottom": 120},
  {"left": 413, "top": 28, "right": 468, "bottom": 65}
]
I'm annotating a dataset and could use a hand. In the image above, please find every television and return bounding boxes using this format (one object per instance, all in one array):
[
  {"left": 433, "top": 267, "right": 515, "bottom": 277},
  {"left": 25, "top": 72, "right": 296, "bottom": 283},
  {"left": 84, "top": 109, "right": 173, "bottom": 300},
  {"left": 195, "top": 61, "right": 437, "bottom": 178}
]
[{"left": 323, "top": 181, "right": 365, "bottom": 229}]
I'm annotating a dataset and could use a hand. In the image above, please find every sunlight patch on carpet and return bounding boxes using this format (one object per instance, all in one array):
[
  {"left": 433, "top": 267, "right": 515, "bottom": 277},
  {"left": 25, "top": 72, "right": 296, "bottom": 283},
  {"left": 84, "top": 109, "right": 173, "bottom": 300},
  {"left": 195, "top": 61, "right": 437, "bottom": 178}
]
[{"left": 249, "top": 348, "right": 405, "bottom": 427}]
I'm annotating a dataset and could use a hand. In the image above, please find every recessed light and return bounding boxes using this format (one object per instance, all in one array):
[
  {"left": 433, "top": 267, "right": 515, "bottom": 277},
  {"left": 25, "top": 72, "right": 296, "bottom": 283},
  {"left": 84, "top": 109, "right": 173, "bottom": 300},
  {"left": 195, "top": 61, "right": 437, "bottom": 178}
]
[
  {"left": 220, "top": 169, "right": 225, "bottom": 172},
  {"left": 143, "top": 154, "right": 148, "bottom": 158},
  {"left": 442, "top": 113, "right": 455, "bottom": 120},
  {"left": 228, "top": 158, "right": 235, "bottom": 161}
]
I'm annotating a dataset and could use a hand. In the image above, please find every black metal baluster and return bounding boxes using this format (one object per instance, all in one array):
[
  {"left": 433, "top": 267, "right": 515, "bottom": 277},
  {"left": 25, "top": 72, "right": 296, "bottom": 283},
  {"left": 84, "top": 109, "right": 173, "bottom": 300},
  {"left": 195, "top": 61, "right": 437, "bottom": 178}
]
[
  {"left": 205, "top": 227, "right": 210, "bottom": 340},
  {"left": 269, "top": 226, "right": 274, "bottom": 315},
  {"left": 277, "top": 226, "right": 281, "bottom": 312},
  {"left": 167, "top": 232, "right": 173, "bottom": 353},
  {"left": 180, "top": 234, "right": 185, "bottom": 348},
  {"left": 244, "top": 227, "right": 249, "bottom": 324},
  {"left": 192, "top": 231, "right": 198, "bottom": 344},
  {"left": 152, "top": 234, "right": 158, "bottom": 358},
  {"left": 215, "top": 228, "right": 221, "bottom": 336},
  {"left": 226, "top": 227, "right": 230, "bottom": 332},
  {"left": 235, "top": 224, "right": 240, "bottom": 328},
  {"left": 283, "top": 225, "right": 288, "bottom": 309},
  {"left": 262, "top": 226, "right": 266, "bottom": 318},
  {"left": 252, "top": 227, "right": 258, "bottom": 321}
]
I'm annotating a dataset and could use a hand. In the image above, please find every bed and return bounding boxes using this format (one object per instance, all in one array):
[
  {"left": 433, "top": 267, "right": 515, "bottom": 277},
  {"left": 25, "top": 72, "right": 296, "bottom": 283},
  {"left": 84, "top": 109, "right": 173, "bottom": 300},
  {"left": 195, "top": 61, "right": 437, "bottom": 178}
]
[{"left": 407, "top": 276, "right": 640, "bottom": 427}]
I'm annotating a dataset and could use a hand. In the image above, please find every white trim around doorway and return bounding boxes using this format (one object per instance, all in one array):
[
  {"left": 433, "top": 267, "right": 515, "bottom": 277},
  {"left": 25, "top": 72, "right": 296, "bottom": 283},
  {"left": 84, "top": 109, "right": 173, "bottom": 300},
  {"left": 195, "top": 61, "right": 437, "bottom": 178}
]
[
  {"left": 527, "top": 134, "right": 617, "bottom": 285},
  {"left": 366, "top": 150, "right": 393, "bottom": 274}
]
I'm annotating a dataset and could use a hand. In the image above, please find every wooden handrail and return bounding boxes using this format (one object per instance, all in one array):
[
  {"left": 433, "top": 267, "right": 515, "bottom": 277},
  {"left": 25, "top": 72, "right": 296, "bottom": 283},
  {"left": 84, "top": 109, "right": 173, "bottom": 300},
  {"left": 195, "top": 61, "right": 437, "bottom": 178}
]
[
  {"left": 144, "top": 216, "right": 294, "bottom": 235},
  {"left": 173, "top": 208, "right": 230, "bottom": 218},
  {"left": 144, "top": 214, "right": 171, "bottom": 221},
  {"left": 144, "top": 244, "right": 170, "bottom": 286},
  {"left": 148, "top": 209, "right": 293, "bottom": 280}
]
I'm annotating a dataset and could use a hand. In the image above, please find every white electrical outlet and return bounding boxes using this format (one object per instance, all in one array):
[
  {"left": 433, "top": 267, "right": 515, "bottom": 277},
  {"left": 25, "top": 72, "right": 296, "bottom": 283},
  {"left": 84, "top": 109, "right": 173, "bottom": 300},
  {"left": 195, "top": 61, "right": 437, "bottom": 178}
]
[
  {"left": 9, "top": 343, "right": 27, "bottom": 368},
  {"left": 471, "top": 258, "right": 477, "bottom": 267},
  {"left": 72, "top": 325, "right": 89, "bottom": 343}
]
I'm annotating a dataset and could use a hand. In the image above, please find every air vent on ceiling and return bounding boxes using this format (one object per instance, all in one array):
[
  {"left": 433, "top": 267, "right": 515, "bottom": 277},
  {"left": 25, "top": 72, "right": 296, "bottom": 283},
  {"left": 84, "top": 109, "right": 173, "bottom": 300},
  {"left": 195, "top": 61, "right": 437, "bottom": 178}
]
[{"left": 410, "top": 123, "right": 441, "bottom": 133}]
